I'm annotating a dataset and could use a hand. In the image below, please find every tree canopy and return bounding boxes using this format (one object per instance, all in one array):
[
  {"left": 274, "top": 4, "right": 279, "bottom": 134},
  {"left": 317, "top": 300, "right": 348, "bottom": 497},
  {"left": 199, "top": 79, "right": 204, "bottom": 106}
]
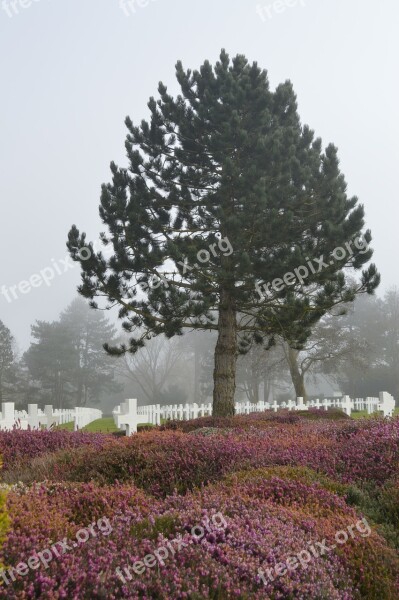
[{"left": 24, "top": 298, "right": 120, "bottom": 408}]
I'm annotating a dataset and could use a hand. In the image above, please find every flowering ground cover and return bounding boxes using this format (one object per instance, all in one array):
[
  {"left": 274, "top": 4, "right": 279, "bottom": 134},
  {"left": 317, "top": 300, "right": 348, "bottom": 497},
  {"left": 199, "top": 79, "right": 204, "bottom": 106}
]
[{"left": 0, "top": 412, "right": 399, "bottom": 598}]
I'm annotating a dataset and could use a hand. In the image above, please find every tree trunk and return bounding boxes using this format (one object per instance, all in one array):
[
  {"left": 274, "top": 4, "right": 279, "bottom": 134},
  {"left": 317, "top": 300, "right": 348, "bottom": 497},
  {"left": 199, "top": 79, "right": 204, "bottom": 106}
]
[
  {"left": 287, "top": 347, "right": 308, "bottom": 402},
  {"left": 77, "top": 380, "right": 83, "bottom": 406},
  {"left": 263, "top": 377, "right": 270, "bottom": 403},
  {"left": 251, "top": 366, "right": 260, "bottom": 403},
  {"left": 194, "top": 344, "right": 200, "bottom": 402},
  {"left": 213, "top": 290, "right": 237, "bottom": 417}
]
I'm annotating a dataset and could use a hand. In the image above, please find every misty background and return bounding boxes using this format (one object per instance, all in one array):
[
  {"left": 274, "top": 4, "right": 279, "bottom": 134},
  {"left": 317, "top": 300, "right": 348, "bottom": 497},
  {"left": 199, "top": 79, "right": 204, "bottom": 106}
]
[{"left": 1, "top": 0, "right": 398, "bottom": 412}]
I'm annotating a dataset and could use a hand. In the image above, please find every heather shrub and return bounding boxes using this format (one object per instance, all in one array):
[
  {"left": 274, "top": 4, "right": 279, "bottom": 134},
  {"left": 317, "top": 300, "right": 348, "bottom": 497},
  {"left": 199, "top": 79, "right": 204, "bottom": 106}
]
[
  {"left": 0, "top": 429, "right": 110, "bottom": 473},
  {"left": 325, "top": 418, "right": 399, "bottom": 484},
  {"left": 161, "top": 408, "right": 349, "bottom": 433},
  {"left": 13, "top": 431, "right": 264, "bottom": 495},
  {"left": 1, "top": 450, "right": 76, "bottom": 485},
  {"left": 378, "top": 479, "right": 399, "bottom": 527},
  {"left": 0, "top": 482, "right": 160, "bottom": 577},
  {"left": 223, "top": 466, "right": 349, "bottom": 497},
  {"left": 3, "top": 476, "right": 397, "bottom": 599},
  {"left": 161, "top": 410, "right": 301, "bottom": 432},
  {"left": 7, "top": 417, "right": 399, "bottom": 498},
  {"left": 344, "top": 479, "right": 399, "bottom": 550},
  {"left": 1, "top": 422, "right": 399, "bottom": 598},
  {"left": 169, "top": 476, "right": 399, "bottom": 600},
  {"left": 0, "top": 456, "right": 10, "bottom": 571}
]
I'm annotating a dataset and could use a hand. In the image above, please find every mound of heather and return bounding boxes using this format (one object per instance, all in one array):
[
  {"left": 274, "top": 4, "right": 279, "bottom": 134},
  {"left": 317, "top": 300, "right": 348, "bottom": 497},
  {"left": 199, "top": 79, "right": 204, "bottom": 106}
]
[
  {"left": 8, "top": 416, "right": 399, "bottom": 494},
  {"left": 161, "top": 408, "right": 349, "bottom": 433},
  {"left": 1, "top": 415, "right": 399, "bottom": 598},
  {"left": 1, "top": 470, "right": 398, "bottom": 599},
  {"left": 0, "top": 429, "right": 110, "bottom": 473}
]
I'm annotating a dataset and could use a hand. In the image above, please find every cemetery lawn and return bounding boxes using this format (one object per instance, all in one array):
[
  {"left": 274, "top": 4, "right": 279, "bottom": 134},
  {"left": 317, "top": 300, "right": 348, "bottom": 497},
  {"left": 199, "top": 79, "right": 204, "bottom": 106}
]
[
  {"left": 82, "top": 417, "right": 119, "bottom": 433},
  {"left": 351, "top": 408, "right": 399, "bottom": 419},
  {"left": 56, "top": 418, "right": 164, "bottom": 433},
  {"left": 56, "top": 418, "right": 119, "bottom": 433}
]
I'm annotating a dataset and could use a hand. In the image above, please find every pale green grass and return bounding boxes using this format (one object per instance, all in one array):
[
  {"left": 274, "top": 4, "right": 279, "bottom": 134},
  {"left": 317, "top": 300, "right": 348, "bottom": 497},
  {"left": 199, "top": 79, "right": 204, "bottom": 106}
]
[
  {"left": 82, "top": 417, "right": 119, "bottom": 433},
  {"left": 56, "top": 417, "right": 118, "bottom": 433},
  {"left": 55, "top": 417, "right": 158, "bottom": 433},
  {"left": 351, "top": 408, "right": 399, "bottom": 419},
  {"left": 55, "top": 421, "right": 75, "bottom": 431}
]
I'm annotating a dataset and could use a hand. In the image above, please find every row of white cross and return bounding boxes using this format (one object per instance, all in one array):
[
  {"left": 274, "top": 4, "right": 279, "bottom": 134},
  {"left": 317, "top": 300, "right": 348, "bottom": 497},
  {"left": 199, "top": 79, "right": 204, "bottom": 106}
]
[
  {"left": 112, "top": 392, "right": 396, "bottom": 435},
  {"left": 0, "top": 403, "right": 103, "bottom": 431}
]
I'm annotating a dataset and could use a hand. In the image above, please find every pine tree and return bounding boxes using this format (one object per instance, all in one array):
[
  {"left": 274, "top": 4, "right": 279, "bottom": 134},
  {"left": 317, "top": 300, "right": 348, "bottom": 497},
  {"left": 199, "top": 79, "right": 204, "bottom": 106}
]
[
  {"left": 24, "top": 320, "right": 77, "bottom": 408},
  {"left": 68, "top": 50, "right": 379, "bottom": 417},
  {"left": 60, "top": 297, "right": 121, "bottom": 406},
  {"left": 0, "top": 320, "right": 15, "bottom": 403},
  {"left": 24, "top": 298, "right": 120, "bottom": 408}
]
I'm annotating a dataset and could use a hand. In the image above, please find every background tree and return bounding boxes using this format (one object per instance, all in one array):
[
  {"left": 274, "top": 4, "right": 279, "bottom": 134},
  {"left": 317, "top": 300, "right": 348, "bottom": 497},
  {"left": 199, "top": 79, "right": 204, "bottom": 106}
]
[
  {"left": 0, "top": 320, "right": 15, "bottom": 403},
  {"left": 24, "top": 298, "right": 120, "bottom": 408},
  {"left": 24, "top": 321, "right": 76, "bottom": 408},
  {"left": 68, "top": 50, "right": 379, "bottom": 416},
  {"left": 12, "top": 358, "right": 42, "bottom": 408},
  {"left": 183, "top": 330, "right": 217, "bottom": 403},
  {"left": 280, "top": 308, "right": 371, "bottom": 401},
  {"left": 60, "top": 298, "right": 121, "bottom": 406},
  {"left": 117, "top": 335, "right": 185, "bottom": 404},
  {"left": 332, "top": 290, "right": 399, "bottom": 400},
  {"left": 236, "top": 342, "right": 288, "bottom": 403},
  {"left": 380, "top": 288, "right": 399, "bottom": 399}
]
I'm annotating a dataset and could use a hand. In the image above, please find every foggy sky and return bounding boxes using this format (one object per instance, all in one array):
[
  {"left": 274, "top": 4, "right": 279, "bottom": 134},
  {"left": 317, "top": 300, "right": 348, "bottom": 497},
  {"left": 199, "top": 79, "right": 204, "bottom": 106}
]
[{"left": 1, "top": 0, "right": 398, "bottom": 352}]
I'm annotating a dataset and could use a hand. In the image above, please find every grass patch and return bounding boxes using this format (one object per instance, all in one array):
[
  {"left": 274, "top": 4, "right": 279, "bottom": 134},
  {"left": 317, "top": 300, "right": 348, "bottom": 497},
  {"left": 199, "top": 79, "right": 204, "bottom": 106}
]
[
  {"left": 56, "top": 419, "right": 119, "bottom": 433},
  {"left": 351, "top": 408, "right": 399, "bottom": 420},
  {"left": 55, "top": 422, "right": 75, "bottom": 431},
  {"left": 351, "top": 411, "right": 381, "bottom": 419},
  {"left": 55, "top": 418, "right": 156, "bottom": 434},
  {"left": 82, "top": 418, "right": 119, "bottom": 433}
]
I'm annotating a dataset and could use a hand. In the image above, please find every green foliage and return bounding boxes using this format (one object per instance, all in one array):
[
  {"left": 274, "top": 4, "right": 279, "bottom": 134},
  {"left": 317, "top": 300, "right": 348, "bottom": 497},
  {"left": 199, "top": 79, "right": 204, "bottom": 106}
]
[
  {"left": 223, "top": 465, "right": 349, "bottom": 497},
  {"left": 0, "top": 456, "right": 10, "bottom": 570},
  {"left": 130, "top": 513, "right": 178, "bottom": 541},
  {"left": 24, "top": 297, "right": 122, "bottom": 408},
  {"left": 345, "top": 481, "right": 399, "bottom": 550},
  {"left": 0, "top": 320, "right": 15, "bottom": 403}
]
